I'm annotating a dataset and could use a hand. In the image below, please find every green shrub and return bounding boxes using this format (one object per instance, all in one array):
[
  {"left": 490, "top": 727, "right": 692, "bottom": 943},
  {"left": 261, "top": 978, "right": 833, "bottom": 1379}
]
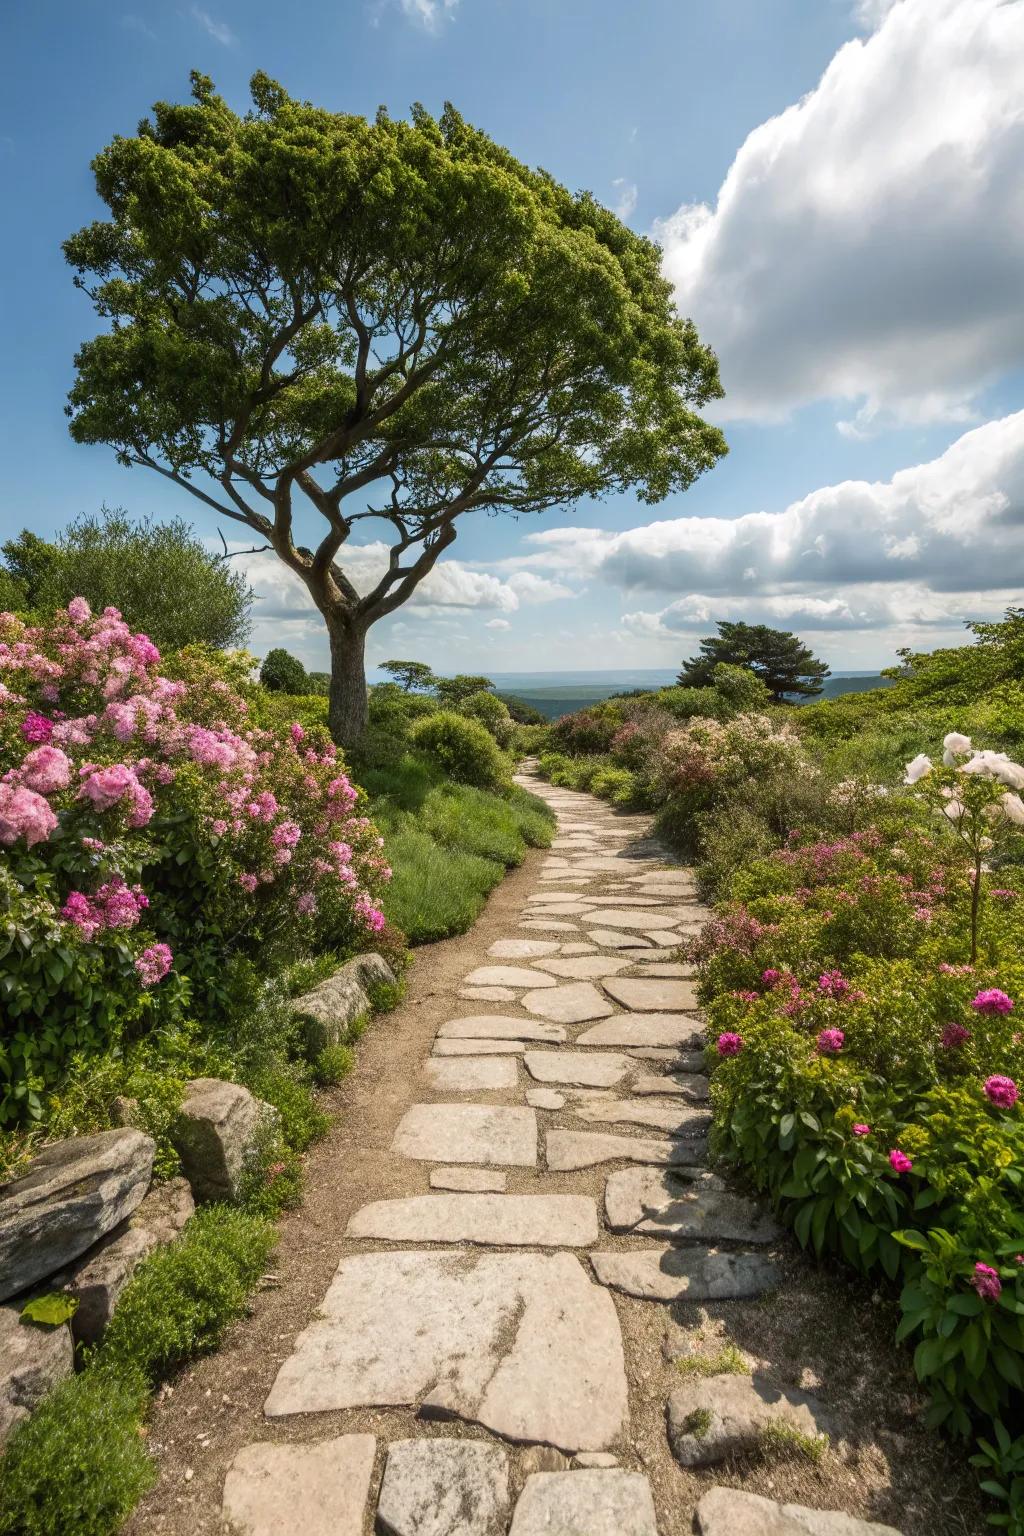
[
  {"left": 246, "top": 1065, "right": 330, "bottom": 1152},
  {"left": 0, "top": 1367, "right": 153, "bottom": 1536},
  {"left": 411, "top": 711, "right": 508, "bottom": 788},
  {"left": 590, "top": 765, "right": 638, "bottom": 805},
  {"left": 380, "top": 822, "right": 504, "bottom": 942},
  {"left": 459, "top": 689, "right": 516, "bottom": 748},
  {"left": 101, "top": 1206, "right": 276, "bottom": 1384},
  {"left": 312, "top": 1042, "right": 355, "bottom": 1086},
  {"left": 259, "top": 646, "right": 308, "bottom": 694}
]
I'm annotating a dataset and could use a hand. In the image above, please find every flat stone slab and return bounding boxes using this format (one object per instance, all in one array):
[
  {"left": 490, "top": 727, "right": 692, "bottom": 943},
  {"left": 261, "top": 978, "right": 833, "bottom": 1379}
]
[
  {"left": 392, "top": 1105, "right": 537, "bottom": 1167},
  {"left": 488, "top": 940, "right": 561, "bottom": 958},
  {"left": 524, "top": 1051, "right": 629, "bottom": 1088},
  {"left": 584, "top": 896, "right": 671, "bottom": 907},
  {"left": 668, "top": 1374, "right": 833, "bottom": 1468},
  {"left": 464, "top": 967, "right": 557, "bottom": 989},
  {"left": 222, "top": 1435, "right": 375, "bottom": 1536},
  {"left": 347, "top": 1193, "right": 598, "bottom": 1247},
  {"left": 433, "top": 1039, "right": 528, "bottom": 1056},
  {"left": 577, "top": 1016, "right": 703, "bottom": 1049},
  {"left": 631, "top": 1072, "right": 710, "bottom": 1102},
  {"left": 603, "top": 977, "right": 699, "bottom": 1011},
  {"left": 644, "top": 931, "right": 681, "bottom": 946},
  {"left": 430, "top": 1166, "right": 507, "bottom": 1192},
  {"left": 438, "top": 1016, "right": 566, "bottom": 1044},
  {"left": 590, "top": 1248, "right": 783, "bottom": 1301},
  {"left": 531, "top": 956, "right": 631, "bottom": 980},
  {"left": 576, "top": 1099, "right": 711, "bottom": 1136},
  {"left": 265, "top": 1251, "right": 628, "bottom": 1453},
  {"left": 572, "top": 908, "right": 667, "bottom": 930},
  {"left": 586, "top": 929, "right": 652, "bottom": 949},
  {"left": 546, "top": 1130, "right": 703, "bottom": 1172},
  {"left": 559, "top": 942, "right": 597, "bottom": 955},
  {"left": 527, "top": 1088, "right": 566, "bottom": 1110},
  {"left": 424, "top": 1058, "right": 518, "bottom": 1093},
  {"left": 522, "top": 901, "right": 595, "bottom": 915},
  {"left": 519, "top": 920, "right": 580, "bottom": 933},
  {"left": 459, "top": 987, "right": 517, "bottom": 1003},
  {"left": 605, "top": 1167, "right": 781, "bottom": 1243},
  {"left": 521, "top": 983, "right": 614, "bottom": 1024},
  {"left": 378, "top": 1438, "right": 510, "bottom": 1536},
  {"left": 509, "top": 1470, "right": 658, "bottom": 1536},
  {"left": 694, "top": 1487, "right": 902, "bottom": 1535}
]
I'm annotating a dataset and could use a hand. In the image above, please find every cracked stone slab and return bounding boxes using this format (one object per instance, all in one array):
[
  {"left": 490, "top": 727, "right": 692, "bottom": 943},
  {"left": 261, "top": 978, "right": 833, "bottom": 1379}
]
[
  {"left": 488, "top": 940, "right": 561, "bottom": 958},
  {"left": 222, "top": 1435, "right": 375, "bottom": 1536},
  {"left": 668, "top": 1374, "right": 833, "bottom": 1468},
  {"left": 603, "top": 976, "right": 699, "bottom": 1011},
  {"left": 521, "top": 982, "right": 614, "bottom": 1024},
  {"left": 424, "top": 1057, "right": 518, "bottom": 1093},
  {"left": 576, "top": 1099, "right": 711, "bottom": 1137},
  {"left": 437, "top": 1016, "right": 566, "bottom": 1044},
  {"left": 377, "top": 1439, "right": 510, "bottom": 1536},
  {"left": 392, "top": 1105, "right": 537, "bottom": 1167},
  {"left": 463, "top": 967, "right": 557, "bottom": 989},
  {"left": 527, "top": 1088, "right": 566, "bottom": 1110},
  {"left": 433, "top": 1039, "right": 528, "bottom": 1056},
  {"left": 524, "top": 1051, "right": 629, "bottom": 1088},
  {"left": 347, "top": 1193, "right": 598, "bottom": 1247},
  {"left": 605, "top": 1167, "right": 782, "bottom": 1243},
  {"left": 430, "top": 1166, "right": 507, "bottom": 1192},
  {"left": 590, "top": 1248, "right": 783, "bottom": 1301},
  {"left": 531, "top": 956, "right": 632, "bottom": 980},
  {"left": 509, "top": 1471, "right": 658, "bottom": 1536},
  {"left": 631, "top": 1072, "right": 710, "bottom": 1102},
  {"left": 577, "top": 1015, "right": 703, "bottom": 1049},
  {"left": 265, "top": 1251, "right": 628, "bottom": 1453},
  {"left": 694, "top": 1487, "right": 902, "bottom": 1535},
  {"left": 546, "top": 1130, "right": 704, "bottom": 1172}
]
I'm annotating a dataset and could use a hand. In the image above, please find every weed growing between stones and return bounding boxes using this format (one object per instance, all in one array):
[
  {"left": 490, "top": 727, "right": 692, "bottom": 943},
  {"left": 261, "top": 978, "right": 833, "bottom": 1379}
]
[
  {"left": 757, "top": 1420, "right": 830, "bottom": 1466},
  {"left": 676, "top": 1343, "right": 750, "bottom": 1378}
]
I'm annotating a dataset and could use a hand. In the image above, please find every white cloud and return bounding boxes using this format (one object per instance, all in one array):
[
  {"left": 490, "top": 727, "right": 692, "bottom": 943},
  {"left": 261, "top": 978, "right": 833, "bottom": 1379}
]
[
  {"left": 853, "top": 0, "right": 900, "bottom": 27},
  {"left": 399, "top": 0, "right": 458, "bottom": 29},
  {"left": 611, "top": 179, "right": 638, "bottom": 221},
  {"left": 485, "top": 618, "right": 511, "bottom": 631},
  {"left": 191, "top": 6, "right": 235, "bottom": 45},
  {"left": 658, "top": 0, "right": 1024, "bottom": 425}
]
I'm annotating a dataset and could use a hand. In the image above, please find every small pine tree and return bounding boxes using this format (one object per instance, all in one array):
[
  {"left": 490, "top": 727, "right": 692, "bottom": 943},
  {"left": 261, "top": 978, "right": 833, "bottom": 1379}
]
[{"left": 679, "top": 622, "right": 829, "bottom": 701}]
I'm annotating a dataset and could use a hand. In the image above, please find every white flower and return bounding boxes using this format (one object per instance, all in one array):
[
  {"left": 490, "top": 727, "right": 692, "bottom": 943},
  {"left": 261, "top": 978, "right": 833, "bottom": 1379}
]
[
  {"left": 994, "top": 759, "right": 1024, "bottom": 791},
  {"left": 943, "top": 798, "right": 967, "bottom": 822},
  {"left": 942, "top": 731, "right": 972, "bottom": 765},
  {"left": 904, "top": 753, "right": 933, "bottom": 785},
  {"left": 960, "top": 751, "right": 999, "bottom": 779},
  {"left": 1001, "top": 792, "right": 1024, "bottom": 825}
]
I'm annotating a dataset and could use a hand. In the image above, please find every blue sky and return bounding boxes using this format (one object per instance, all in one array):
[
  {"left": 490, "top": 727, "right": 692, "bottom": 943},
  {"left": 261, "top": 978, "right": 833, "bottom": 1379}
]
[{"left": 2, "top": 0, "right": 1022, "bottom": 676}]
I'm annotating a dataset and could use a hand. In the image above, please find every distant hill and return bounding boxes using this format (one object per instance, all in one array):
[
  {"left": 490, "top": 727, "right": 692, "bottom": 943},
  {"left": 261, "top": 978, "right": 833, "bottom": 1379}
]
[{"left": 491, "top": 669, "right": 893, "bottom": 720}]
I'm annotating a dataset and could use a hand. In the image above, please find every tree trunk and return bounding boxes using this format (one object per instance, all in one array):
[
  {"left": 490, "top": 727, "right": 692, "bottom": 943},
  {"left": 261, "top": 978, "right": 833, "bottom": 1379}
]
[{"left": 326, "top": 611, "right": 369, "bottom": 747}]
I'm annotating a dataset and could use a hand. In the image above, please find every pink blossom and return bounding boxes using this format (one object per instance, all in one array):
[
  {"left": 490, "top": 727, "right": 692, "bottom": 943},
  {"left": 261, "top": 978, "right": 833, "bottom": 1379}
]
[
  {"left": 0, "top": 783, "right": 58, "bottom": 847},
  {"left": 355, "top": 894, "right": 386, "bottom": 932},
  {"left": 938, "top": 962, "right": 975, "bottom": 976},
  {"left": 211, "top": 819, "right": 228, "bottom": 837},
  {"left": 972, "top": 1263, "right": 1002, "bottom": 1302},
  {"left": 888, "top": 1149, "right": 913, "bottom": 1174},
  {"left": 290, "top": 723, "right": 305, "bottom": 743},
  {"left": 295, "top": 891, "right": 317, "bottom": 915},
  {"left": 19, "top": 745, "right": 72, "bottom": 795},
  {"left": 983, "top": 1075, "right": 1019, "bottom": 1109},
  {"left": 816, "top": 1028, "right": 845, "bottom": 1055},
  {"left": 67, "top": 597, "right": 91, "bottom": 624},
  {"left": 852, "top": 1123, "right": 871, "bottom": 1137},
  {"left": 270, "top": 820, "right": 302, "bottom": 849},
  {"left": 716, "top": 1032, "right": 743, "bottom": 1058},
  {"left": 972, "top": 989, "right": 1015, "bottom": 1016},
  {"left": 79, "top": 763, "right": 137, "bottom": 811},
  {"left": 237, "top": 872, "right": 259, "bottom": 893},
  {"left": 817, "top": 969, "right": 854, "bottom": 999},
  {"left": 21, "top": 712, "right": 54, "bottom": 744},
  {"left": 135, "top": 942, "right": 173, "bottom": 986},
  {"left": 61, "top": 891, "right": 100, "bottom": 940},
  {"left": 733, "top": 989, "right": 760, "bottom": 1003},
  {"left": 761, "top": 968, "right": 781, "bottom": 986},
  {"left": 941, "top": 1022, "right": 971, "bottom": 1050}
]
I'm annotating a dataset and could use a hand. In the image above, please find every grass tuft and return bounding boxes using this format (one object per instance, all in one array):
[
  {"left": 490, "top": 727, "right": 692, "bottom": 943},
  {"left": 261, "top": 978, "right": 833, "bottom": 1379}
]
[
  {"left": 758, "top": 1419, "right": 830, "bottom": 1465},
  {"left": 675, "top": 1343, "right": 750, "bottom": 1378}
]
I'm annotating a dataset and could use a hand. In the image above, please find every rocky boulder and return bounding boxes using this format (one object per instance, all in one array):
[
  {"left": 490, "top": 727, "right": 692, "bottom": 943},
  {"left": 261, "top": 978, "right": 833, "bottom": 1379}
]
[
  {"left": 668, "top": 1372, "right": 833, "bottom": 1468},
  {"left": 171, "top": 1078, "right": 276, "bottom": 1202},
  {"left": 292, "top": 952, "right": 396, "bottom": 1054},
  {"left": 0, "top": 1129, "right": 155, "bottom": 1303},
  {"left": 58, "top": 1176, "right": 195, "bottom": 1345},
  {"left": 0, "top": 1302, "right": 75, "bottom": 1449}
]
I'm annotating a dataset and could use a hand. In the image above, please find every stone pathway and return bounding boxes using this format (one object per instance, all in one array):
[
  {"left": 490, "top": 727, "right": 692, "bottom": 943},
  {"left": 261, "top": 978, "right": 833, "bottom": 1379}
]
[{"left": 220, "top": 768, "right": 903, "bottom": 1535}]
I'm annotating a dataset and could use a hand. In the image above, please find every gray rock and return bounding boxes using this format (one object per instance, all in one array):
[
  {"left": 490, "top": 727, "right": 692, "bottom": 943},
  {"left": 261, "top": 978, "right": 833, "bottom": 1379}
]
[
  {"left": 520, "top": 983, "right": 614, "bottom": 1024},
  {"left": 590, "top": 1247, "right": 783, "bottom": 1301},
  {"left": 222, "top": 1434, "right": 375, "bottom": 1536},
  {"left": 392, "top": 1104, "right": 538, "bottom": 1166},
  {"left": 346, "top": 1192, "right": 599, "bottom": 1247},
  {"left": 0, "top": 1303, "right": 74, "bottom": 1449},
  {"left": 378, "top": 1438, "right": 510, "bottom": 1536},
  {"left": 527, "top": 1089, "right": 567, "bottom": 1110},
  {"left": 60, "top": 1176, "right": 193, "bottom": 1345},
  {"left": 424, "top": 1057, "right": 518, "bottom": 1092},
  {"left": 509, "top": 1471, "right": 658, "bottom": 1536},
  {"left": 265, "top": 1251, "right": 628, "bottom": 1453},
  {"left": 430, "top": 1166, "right": 507, "bottom": 1192},
  {"left": 631, "top": 1072, "right": 710, "bottom": 1102},
  {"left": 520, "top": 1446, "right": 570, "bottom": 1475},
  {"left": 292, "top": 951, "right": 395, "bottom": 1054},
  {"left": 604, "top": 1167, "right": 782, "bottom": 1243},
  {"left": 0, "top": 1129, "right": 155, "bottom": 1302},
  {"left": 437, "top": 1016, "right": 566, "bottom": 1044},
  {"left": 524, "top": 1051, "right": 629, "bottom": 1088},
  {"left": 602, "top": 976, "right": 700, "bottom": 1011},
  {"left": 546, "top": 1130, "right": 702, "bottom": 1172},
  {"left": 576, "top": 1099, "right": 711, "bottom": 1137},
  {"left": 694, "top": 1487, "right": 902, "bottom": 1535},
  {"left": 577, "top": 1015, "right": 704, "bottom": 1049},
  {"left": 171, "top": 1078, "right": 272, "bottom": 1201},
  {"left": 668, "top": 1373, "right": 833, "bottom": 1467}
]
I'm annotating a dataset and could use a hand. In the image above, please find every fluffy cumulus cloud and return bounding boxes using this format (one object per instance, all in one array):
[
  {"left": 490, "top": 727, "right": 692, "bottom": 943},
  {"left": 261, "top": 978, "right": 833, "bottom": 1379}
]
[
  {"left": 658, "top": 0, "right": 1024, "bottom": 427},
  {"left": 515, "top": 410, "right": 1024, "bottom": 642}
]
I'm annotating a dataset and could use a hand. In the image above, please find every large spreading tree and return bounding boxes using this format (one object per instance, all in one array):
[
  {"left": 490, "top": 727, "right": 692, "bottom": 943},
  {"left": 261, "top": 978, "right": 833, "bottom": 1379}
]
[
  {"left": 679, "top": 621, "right": 830, "bottom": 701},
  {"left": 65, "top": 71, "right": 726, "bottom": 743}
]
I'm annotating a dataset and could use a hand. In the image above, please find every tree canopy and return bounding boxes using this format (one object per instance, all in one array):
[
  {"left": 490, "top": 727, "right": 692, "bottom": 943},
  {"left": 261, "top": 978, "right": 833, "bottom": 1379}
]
[
  {"left": 64, "top": 71, "right": 727, "bottom": 743},
  {"left": 679, "top": 621, "right": 830, "bottom": 701},
  {"left": 380, "top": 660, "right": 437, "bottom": 693},
  {"left": 260, "top": 647, "right": 310, "bottom": 694}
]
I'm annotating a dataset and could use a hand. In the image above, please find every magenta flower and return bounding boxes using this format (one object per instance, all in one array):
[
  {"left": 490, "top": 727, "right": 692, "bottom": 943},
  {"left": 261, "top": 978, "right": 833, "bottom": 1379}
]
[
  {"left": 941, "top": 1022, "right": 971, "bottom": 1050},
  {"left": 733, "top": 989, "right": 760, "bottom": 1003},
  {"left": 972, "top": 989, "right": 1015, "bottom": 1016},
  {"left": 21, "top": 712, "right": 54, "bottom": 744},
  {"left": 716, "top": 1032, "right": 743, "bottom": 1058},
  {"left": 135, "top": 943, "right": 173, "bottom": 987},
  {"left": 816, "top": 1028, "right": 845, "bottom": 1055},
  {"left": 972, "top": 1263, "right": 1002, "bottom": 1302},
  {"left": 761, "top": 968, "right": 781, "bottom": 986},
  {"left": 889, "top": 1149, "right": 913, "bottom": 1174},
  {"left": 818, "top": 969, "right": 853, "bottom": 999},
  {"left": 290, "top": 723, "right": 305, "bottom": 743},
  {"left": 852, "top": 1123, "right": 871, "bottom": 1137},
  {"left": 983, "top": 1075, "right": 1019, "bottom": 1109}
]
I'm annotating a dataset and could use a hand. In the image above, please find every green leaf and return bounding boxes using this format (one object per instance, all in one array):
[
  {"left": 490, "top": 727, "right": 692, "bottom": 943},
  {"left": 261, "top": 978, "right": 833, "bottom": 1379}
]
[{"left": 21, "top": 1292, "right": 79, "bottom": 1327}]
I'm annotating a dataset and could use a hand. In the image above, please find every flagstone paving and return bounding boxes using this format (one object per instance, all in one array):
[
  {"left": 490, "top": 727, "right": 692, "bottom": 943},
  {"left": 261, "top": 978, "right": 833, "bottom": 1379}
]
[{"left": 225, "top": 765, "right": 904, "bottom": 1536}]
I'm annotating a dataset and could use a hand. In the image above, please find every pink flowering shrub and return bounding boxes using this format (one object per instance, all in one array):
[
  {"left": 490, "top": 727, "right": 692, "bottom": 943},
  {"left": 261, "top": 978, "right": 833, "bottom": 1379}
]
[{"left": 0, "top": 601, "right": 389, "bottom": 1123}]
